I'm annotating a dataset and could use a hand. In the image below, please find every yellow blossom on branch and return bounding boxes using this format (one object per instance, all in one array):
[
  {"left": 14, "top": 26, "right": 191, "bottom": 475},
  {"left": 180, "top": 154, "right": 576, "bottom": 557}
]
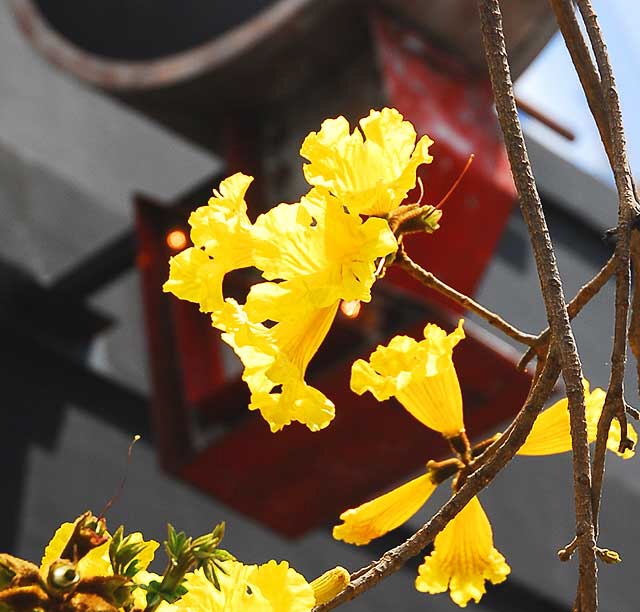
[
  {"left": 301, "top": 107, "right": 434, "bottom": 216},
  {"left": 165, "top": 168, "right": 398, "bottom": 431},
  {"left": 333, "top": 473, "right": 437, "bottom": 546},
  {"left": 517, "top": 380, "right": 637, "bottom": 458},
  {"left": 351, "top": 320, "right": 466, "bottom": 437}
]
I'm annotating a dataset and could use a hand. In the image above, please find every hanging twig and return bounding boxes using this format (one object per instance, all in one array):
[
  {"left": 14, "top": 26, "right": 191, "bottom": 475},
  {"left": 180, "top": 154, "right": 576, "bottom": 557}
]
[
  {"left": 548, "top": 0, "right": 613, "bottom": 163},
  {"left": 476, "top": 1, "right": 597, "bottom": 609},
  {"left": 570, "top": 0, "right": 638, "bottom": 536},
  {"left": 395, "top": 248, "right": 538, "bottom": 348},
  {"left": 628, "top": 232, "right": 640, "bottom": 395}
]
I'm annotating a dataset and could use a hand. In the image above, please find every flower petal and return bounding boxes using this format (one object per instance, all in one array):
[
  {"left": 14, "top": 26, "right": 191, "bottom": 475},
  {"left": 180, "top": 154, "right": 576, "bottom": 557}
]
[
  {"left": 350, "top": 321, "right": 465, "bottom": 437},
  {"left": 175, "top": 566, "right": 271, "bottom": 612},
  {"left": 333, "top": 473, "right": 436, "bottom": 545},
  {"left": 76, "top": 540, "right": 111, "bottom": 579},
  {"left": 172, "top": 561, "right": 315, "bottom": 612},
  {"left": 249, "top": 560, "right": 315, "bottom": 612},
  {"left": 301, "top": 108, "right": 433, "bottom": 216},
  {"left": 517, "top": 380, "right": 636, "bottom": 457},
  {"left": 124, "top": 533, "right": 159, "bottom": 574},
  {"left": 253, "top": 188, "right": 396, "bottom": 305},
  {"left": 189, "top": 172, "right": 255, "bottom": 266},
  {"left": 415, "top": 497, "right": 510, "bottom": 607},
  {"left": 40, "top": 521, "right": 75, "bottom": 576},
  {"left": 221, "top": 300, "right": 338, "bottom": 432},
  {"left": 164, "top": 173, "right": 258, "bottom": 314},
  {"left": 163, "top": 247, "right": 226, "bottom": 313}
]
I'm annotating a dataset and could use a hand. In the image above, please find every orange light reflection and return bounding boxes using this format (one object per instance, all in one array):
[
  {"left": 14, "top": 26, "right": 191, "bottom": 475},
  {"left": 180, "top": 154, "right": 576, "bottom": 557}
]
[
  {"left": 166, "top": 229, "right": 188, "bottom": 251},
  {"left": 340, "top": 300, "right": 361, "bottom": 319}
]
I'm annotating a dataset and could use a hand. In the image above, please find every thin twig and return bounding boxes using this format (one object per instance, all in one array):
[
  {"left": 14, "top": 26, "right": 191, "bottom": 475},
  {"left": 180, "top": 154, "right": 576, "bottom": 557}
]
[
  {"left": 548, "top": 0, "right": 613, "bottom": 164},
  {"left": 312, "top": 356, "right": 561, "bottom": 612},
  {"left": 628, "top": 231, "right": 640, "bottom": 395},
  {"left": 518, "top": 255, "right": 617, "bottom": 370},
  {"left": 396, "top": 249, "right": 537, "bottom": 348},
  {"left": 476, "top": 1, "right": 597, "bottom": 610},
  {"left": 572, "top": 0, "right": 637, "bottom": 534}
]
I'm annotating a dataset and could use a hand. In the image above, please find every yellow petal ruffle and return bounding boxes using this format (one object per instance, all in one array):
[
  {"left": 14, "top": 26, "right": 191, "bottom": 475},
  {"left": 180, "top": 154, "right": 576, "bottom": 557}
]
[
  {"left": 301, "top": 108, "right": 433, "bottom": 216},
  {"left": 415, "top": 497, "right": 510, "bottom": 607},
  {"left": 221, "top": 299, "right": 339, "bottom": 432},
  {"left": 517, "top": 380, "right": 636, "bottom": 458},
  {"left": 351, "top": 320, "right": 465, "bottom": 437},
  {"left": 333, "top": 473, "right": 437, "bottom": 545},
  {"left": 252, "top": 188, "right": 397, "bottom": 306},
  {"left": 249, "top": 560, "right": 316, "bottom": 612},
  {"left": 163, "top": 172, "right": 257, "bottom": 315}
]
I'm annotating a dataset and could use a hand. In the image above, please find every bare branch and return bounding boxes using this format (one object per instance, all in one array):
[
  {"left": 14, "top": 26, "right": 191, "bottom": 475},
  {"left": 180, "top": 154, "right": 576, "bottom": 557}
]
[
  {"left": 396, "top": 249, "right": 537, "bottom": 348},
  {"left": 476, "top": 1, "right": 597, "bottom": 609},
  {"left": 628, "top": 231, "right": 640, "bottom": 394},
  {"left": 570, "top": 0, "right": 637, "bottom": 534},
  {"left": 548, "top": 0, "right": 613, "bottom": 163}
]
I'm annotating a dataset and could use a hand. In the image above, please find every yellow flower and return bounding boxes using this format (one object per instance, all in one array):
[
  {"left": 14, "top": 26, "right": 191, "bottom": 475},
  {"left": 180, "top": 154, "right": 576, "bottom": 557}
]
[
  {"left": 213, "top": 188, "right": 397, "bottom": 432},
  {"left": 351, "top": 320, "right": 465, "bottom": 437},
  {"left": 333, "top": 473, "right": 437, "bottom": 545},
  {"left": 251, "top": 188, "right": 397, "bottom": 307},
  {"left": 222, "top": 298, "right": 338, "bottom": 432},
  {"left": 301, "top": 108, "right": 433, "bottom": 216},
  {"left": 163, "top": 172, "right": 260, "bottom": 315},
  {"left": 517, "top": 380, "right": 637, "bottom": 458},
  {"left": 168, "top": 561, "right": 315, "bottom": 612},
  {"left": 415, "top": 497, "right": 510, "bottom": 607},
  {"left": 166, "top": 109, "right": 438, "bottom": 432}
]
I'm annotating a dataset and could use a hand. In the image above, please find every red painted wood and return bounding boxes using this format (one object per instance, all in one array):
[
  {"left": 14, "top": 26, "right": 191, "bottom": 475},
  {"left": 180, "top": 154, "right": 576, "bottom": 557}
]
[
  {"left": 179, "top": 312, "right": 532, "bottom": 537},
  {"left": 135, "top": 196, "right": 193, "bottom": 472},
  {"left": 373, "top": 14, "right": 517, "bottom": 303}
]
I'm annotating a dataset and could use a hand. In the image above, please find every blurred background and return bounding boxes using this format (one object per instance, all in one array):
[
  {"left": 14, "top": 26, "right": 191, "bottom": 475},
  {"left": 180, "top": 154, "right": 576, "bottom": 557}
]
[{"left": 1, "top": 1, "right": 638, "bottom": 610}]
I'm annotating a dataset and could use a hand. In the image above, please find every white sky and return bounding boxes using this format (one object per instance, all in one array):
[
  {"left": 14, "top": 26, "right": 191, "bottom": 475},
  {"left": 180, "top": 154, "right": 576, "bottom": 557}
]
[{"left": 515, "top": 0, "right": 639, "bottom": 184}]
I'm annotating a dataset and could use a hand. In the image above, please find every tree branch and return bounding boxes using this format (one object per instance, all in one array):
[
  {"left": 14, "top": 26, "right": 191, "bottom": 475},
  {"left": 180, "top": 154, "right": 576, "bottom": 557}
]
[
  {"left": 476, "top": 1, "right": 597, "bottom": 609},
  {"left": 395, "top": 248, "right": 537, "bottom": 348},
  {"left": 548, "top": 0, "right": 613, "bottom": 164},
  {"left": 518, "top": 255, "right": 617, "bottom": 370},
  {"left": 571, "top": 0, "right": 637, "bottom": 535}
]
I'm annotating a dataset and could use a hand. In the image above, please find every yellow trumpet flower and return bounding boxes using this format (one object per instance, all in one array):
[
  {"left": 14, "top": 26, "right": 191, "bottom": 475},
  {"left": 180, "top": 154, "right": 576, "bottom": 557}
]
[{"left": 351, "top": 320, "right": 465, "bottom": 437}]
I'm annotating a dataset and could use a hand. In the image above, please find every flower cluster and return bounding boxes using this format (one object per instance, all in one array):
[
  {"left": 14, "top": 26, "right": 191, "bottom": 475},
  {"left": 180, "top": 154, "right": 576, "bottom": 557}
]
[
  {"left": 164, "top": 108, "right": 436, "bottom": 432},
  {"left": 335, "top": 320, "right": 636, "bottom": 607},
  {"left": 0, "top": 512, "right": 349, "bottom": 612}
]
